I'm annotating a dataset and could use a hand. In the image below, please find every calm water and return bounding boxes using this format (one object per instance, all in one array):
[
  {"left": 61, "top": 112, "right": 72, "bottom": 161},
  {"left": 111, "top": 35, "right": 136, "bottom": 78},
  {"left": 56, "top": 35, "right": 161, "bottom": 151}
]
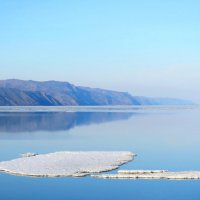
[{"left": 0, "top": 106, "right": 200, "bottom": 200}]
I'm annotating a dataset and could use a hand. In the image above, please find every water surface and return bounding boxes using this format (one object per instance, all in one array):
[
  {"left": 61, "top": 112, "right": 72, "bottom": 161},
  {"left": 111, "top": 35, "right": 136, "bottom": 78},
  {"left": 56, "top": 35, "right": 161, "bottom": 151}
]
[{"left": 0, "top": 106, "right": 200, "bottom": 200}]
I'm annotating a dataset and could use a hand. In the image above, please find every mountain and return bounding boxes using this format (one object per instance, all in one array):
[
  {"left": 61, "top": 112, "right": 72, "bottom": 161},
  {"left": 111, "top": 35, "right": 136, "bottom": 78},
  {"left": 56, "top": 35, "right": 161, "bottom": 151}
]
[
  {"left": 0, "top": 87, "right": 61, "bottom": 106},
  {"left": 0, "top": 79, "right": 194, "bottom": 106}
]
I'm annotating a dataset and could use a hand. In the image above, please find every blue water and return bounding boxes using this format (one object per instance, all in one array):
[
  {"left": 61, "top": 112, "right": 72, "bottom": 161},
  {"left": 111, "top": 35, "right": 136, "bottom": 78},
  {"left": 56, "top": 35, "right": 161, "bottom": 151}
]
[{"left": 0, "top": 107, "right": 200, "bottom": 200}]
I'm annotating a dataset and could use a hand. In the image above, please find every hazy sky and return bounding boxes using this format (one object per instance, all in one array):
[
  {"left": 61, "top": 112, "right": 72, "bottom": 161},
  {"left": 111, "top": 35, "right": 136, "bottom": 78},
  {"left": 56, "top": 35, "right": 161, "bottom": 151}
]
[{"left": 0, "top": 0, "right": 200, "bottom": 102}]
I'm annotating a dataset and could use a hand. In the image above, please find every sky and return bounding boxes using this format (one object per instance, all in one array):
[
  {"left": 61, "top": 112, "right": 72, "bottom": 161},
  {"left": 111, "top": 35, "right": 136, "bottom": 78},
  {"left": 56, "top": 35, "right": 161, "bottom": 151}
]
[{"left": 0, "top": 0, "right": 200, "bottom": 102}]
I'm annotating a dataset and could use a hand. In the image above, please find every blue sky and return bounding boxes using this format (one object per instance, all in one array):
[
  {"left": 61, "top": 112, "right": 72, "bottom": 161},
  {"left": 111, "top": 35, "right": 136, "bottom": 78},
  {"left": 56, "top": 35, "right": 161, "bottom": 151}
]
[{"left": 0, "top": 0, "right": 200, "bottom": 101}]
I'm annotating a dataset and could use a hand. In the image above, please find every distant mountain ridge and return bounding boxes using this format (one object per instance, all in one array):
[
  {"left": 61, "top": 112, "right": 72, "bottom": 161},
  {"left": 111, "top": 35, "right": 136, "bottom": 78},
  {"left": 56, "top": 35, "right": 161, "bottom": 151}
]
[{"left": 0, "top": 79, "right": 194, "bottom": 106}]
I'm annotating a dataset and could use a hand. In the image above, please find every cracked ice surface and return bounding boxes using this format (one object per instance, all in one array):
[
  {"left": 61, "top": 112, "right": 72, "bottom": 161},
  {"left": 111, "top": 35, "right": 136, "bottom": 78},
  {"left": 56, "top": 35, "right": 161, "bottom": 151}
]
[{"left": 0, "top": 151, "right": 134, "bottom": 177}]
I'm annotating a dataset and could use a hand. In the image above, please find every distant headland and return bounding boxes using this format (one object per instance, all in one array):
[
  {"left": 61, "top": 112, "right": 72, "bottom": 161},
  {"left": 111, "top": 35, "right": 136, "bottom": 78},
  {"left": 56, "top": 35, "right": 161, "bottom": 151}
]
[{"left": 0, "top": 79, "right": 194, "bottom": 106}]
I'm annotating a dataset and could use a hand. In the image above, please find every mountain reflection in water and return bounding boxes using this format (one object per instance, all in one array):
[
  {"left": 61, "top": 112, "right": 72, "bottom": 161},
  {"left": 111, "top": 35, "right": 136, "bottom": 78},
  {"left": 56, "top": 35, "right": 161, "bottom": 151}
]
[{"left": 0, "top": 112, "right": 135, "bottom": 133}]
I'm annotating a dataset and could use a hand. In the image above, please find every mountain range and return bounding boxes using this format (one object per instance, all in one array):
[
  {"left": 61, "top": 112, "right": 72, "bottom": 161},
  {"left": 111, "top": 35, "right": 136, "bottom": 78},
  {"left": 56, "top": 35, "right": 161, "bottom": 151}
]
[{"left": 0, "top": 79, "right": 194, "bottom": 106}]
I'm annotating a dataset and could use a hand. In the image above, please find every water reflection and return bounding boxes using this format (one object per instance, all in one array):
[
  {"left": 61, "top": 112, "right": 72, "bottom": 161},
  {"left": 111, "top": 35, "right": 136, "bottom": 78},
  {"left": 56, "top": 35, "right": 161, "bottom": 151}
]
[{"left": 0, "top": 112, "right": 134, "bottom": 133}]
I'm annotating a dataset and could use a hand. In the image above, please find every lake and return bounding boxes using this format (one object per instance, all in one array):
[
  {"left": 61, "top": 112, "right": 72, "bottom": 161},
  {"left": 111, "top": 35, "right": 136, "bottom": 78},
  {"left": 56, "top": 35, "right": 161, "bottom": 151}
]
[{"left": 0, "top": 106, "right": 200, "bottom": 200}]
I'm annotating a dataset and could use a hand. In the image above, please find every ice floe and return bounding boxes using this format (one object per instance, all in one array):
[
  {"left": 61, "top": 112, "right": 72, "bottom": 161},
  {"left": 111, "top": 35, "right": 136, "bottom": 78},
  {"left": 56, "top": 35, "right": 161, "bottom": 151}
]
[
  {"left": 0, "top": 151, "right": 134, "bottom": 177},
  {"left": 93, "top": 170, "right": 200, "bottom": 180}
]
